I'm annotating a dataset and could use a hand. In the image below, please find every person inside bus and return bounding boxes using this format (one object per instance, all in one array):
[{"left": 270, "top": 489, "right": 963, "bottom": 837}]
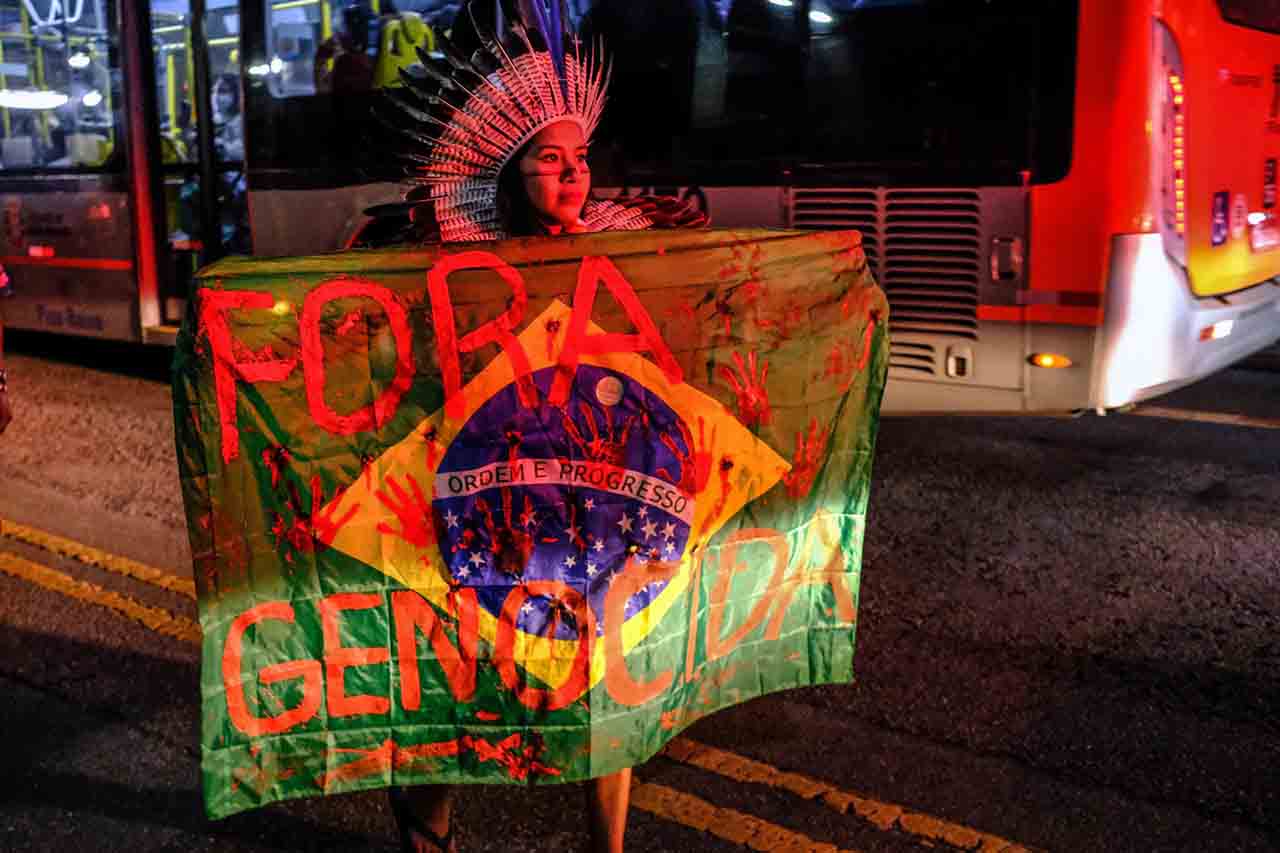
[
  {"left": 0, "top": 263, "right": 12, "bottom": 435},
  {"left": 212, "top": 74, "right": 245, "bottom": 163},
  {"left": 372, "top": 3, "right": 706, "bottom": 851},
  {"left": 314, "top": 3, "right": 376, "bottom": 94}
]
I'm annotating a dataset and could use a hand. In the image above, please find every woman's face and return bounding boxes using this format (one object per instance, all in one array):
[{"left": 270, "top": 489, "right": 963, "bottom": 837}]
[{"left": 517, "top": 121, "right": 590, "bottom": 232}]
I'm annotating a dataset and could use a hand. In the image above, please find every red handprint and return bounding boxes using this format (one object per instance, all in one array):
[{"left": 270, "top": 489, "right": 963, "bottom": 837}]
[
  {"left": 375, "top": 472, "right": 435, "bottom": 549},
  {"left": 783, "top": 418, "right": 830, "bottom": 499},
  {"left": 719, "top": 350, "right": 771, "bottom": 427},
  {"left": 657, "top": 416, "right": 717, "bottom": 495},
  {"left": 276, "top": 475, "right": 360, "bottom": 553},
  {"left": 310, "top": 475, "right": 359, "bottom": 548},
  {"left": 561, "top": 401, "right": 637, "bottom": 466}
]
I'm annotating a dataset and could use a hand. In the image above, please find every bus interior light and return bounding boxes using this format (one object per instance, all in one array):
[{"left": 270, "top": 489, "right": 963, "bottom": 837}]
[
  {"left": 82, "top": 89, "right": 102, "bottom": 107},
  {"left": 68, "top": 52, "right": 90, "bottom": 70},
  {"left": 810, "top": 10, "right": 835, "bottom": 24},
  {"left": 768, "top": 0, "right": 794, "bottom": 6},
  {"left": 1029, "top": 353, "right": 1073, "bottom": 369},
  {"left": 0, "top": 89, "right": 70, "bottom": 110},
  {"left": 1199, "top": 320, "right": 1234, "bottom": 341},
  {"left": 270, "top": 57, "right": 284, "bottom": 75},
  {"left": 27, "top": 245, "right": 55, "bottom": 258},
  {"left": 248, "top": 63, "right": 271, "bottom": 77},
  {"left": 1248, "top": 211, "right": 1267, "bottom": 226}
]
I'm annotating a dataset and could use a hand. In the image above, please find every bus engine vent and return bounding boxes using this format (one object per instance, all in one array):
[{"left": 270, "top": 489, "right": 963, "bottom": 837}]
[
  {"left": 790, "top": 189, "right": 880, "bottom": 272},
  {"left": 790, "top": 188, "right": 983, "bottom": 372},
  {"left": 883, "top": 190, "right": 980, "bottom": 342}
]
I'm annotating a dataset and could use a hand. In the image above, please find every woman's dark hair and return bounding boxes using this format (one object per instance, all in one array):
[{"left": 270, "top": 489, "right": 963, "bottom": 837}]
[{"left": 496, "top": 139, "right": 547, "bottom": 237}]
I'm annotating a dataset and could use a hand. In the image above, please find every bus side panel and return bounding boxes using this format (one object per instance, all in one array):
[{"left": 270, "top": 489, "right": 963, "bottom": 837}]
[
  {"left": 0, "top": 183, "right": 140, "bottom": 342},
  {"left": 1177, "top": 1, "right": 1280, "bottom": 297},
  {"left": 1030, "top": 0, "right": 1156, "bottom": 310}
]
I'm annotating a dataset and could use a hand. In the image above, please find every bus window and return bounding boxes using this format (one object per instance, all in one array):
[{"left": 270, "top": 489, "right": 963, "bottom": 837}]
[
  {"left": 583, "top": 0, "right": 1077, "bottom": 186},
  {"left": 1217, "top": 0, "right": 1280, "bottom": 33},
  {"left": 0, "top": 0, "right": 121, "bottom": 172}
]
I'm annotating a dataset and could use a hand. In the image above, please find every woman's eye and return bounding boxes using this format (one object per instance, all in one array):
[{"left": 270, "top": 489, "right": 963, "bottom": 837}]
[{"left": 540, "top": 154, "right": 558, "bottom": 163}]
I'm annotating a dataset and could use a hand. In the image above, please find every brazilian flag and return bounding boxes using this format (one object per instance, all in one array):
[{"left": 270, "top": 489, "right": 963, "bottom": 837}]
[{"left": 173, "top": 228, "right": 888, "bottom": 818}]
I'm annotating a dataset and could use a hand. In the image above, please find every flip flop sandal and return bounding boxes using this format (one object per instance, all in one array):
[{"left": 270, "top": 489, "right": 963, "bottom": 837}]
[{"left": 389, "top": 786, "right": 457, "bottom": 853}]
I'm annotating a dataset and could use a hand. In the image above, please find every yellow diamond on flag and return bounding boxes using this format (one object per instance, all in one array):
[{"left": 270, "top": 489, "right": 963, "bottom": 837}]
[{"left": 323, "top": 299, "right": 788, "bottom": 693}]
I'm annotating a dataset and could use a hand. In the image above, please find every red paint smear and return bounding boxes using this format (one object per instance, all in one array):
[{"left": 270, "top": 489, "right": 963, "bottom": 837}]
[
  {"left": 711, "top": 456, "right": 734, "bottom": 520},
  {"left": 544, "top": 317, "right": 561, "bottom": 361},
  {"left": 475, "top": 710, "right": 501, "bottom": 722},
  {"left": 260, "top": 445, "right": 291, "bottom": 490},
  {"left": 422, "top": 425, "right": 443, "bottom": 470},
  {"left": 335, "top": 309, "right": 363, "bottom": 337},
  {"left": 316, "top": 732, "right": 558, "bottom": 788}
]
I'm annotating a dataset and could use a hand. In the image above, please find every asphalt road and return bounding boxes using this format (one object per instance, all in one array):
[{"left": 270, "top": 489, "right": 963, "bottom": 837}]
[{"left": 1, "top": 334, "right": 1278, "bottom": 853}]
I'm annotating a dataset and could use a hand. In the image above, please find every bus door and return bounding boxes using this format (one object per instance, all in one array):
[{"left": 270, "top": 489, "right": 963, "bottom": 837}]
[{"left": 141, "top": 0, "right": 245, "bottom": 340}]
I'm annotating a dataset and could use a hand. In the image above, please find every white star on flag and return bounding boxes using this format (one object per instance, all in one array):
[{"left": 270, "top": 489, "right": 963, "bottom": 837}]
[
  {"left": 593, "top": 539, "right": 605, "bottom": 553},
  {"left": 584, "top": 498, "right": 595, "bottom": 510},
  {"left": 664, "top": 541, "right": 675, "bottom": 555},
  {"left": 520, "top": 601, "right": 534, "bottom": 615},
  {"left": 662, "top": 521, "right": 676, "bottom": 540},
  {"left": 457, "top": 565, "right": 471, "bottom": 578},
  {"left": 642, "top": 519, "right": 658, "bottom": 540},
  {"left": 564, "top": 554, "right": 577, "bottom": 569},
  {"left": 444, "top": 509, "right": 460, "bottom": 528},
  {"left": 637, "top": 506, "right": 648, "bottom": 518},
  {"left": 468, "top": 551, "right": 486, "bottom": 568},
  {"left": 587, "top": 562, "right": 598, "bottom": 577},
  {"left": 566, "top": 523, "right": 581, "bottom": 542},
  {"left": 617, "top": 513, "right": 633, "bottom": 533}
]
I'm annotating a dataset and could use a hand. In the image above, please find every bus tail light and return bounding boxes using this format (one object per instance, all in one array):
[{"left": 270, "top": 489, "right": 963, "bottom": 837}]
[
  {"left": 1029, "top": 353, "right": 1073, "bottom": 369},
  {"left": 1156, "top": 21, "right": 1187, "bottom": 266}
]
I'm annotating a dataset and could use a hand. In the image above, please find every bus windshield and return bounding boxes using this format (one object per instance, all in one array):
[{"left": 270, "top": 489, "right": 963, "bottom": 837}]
[{"left": 243, "top": 0, "right": 1077, "bottom": 188}]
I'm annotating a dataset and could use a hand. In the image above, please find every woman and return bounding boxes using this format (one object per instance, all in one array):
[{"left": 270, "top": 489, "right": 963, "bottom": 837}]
[{"left": 376, "top": 3, "right": 704, "bottom": 851}]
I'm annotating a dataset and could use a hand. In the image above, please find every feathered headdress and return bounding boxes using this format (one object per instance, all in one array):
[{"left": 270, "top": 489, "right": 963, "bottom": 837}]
[{"left": 379, "top": 0, "right": 637, "bottom": 242}]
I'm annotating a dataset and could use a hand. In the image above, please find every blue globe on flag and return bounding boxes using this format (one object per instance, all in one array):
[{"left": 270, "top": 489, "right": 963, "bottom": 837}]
[{"left": 432, "top": 365, "right": 696, "bottom": 639}]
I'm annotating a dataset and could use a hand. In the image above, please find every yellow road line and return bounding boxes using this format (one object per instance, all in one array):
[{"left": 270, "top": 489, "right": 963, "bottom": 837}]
[
  {"left": 633, "top": 781, "right": 861, "bottom": 853},
  {"left": 663, "top": 738, "right": 1037, "bottom": 853},
  {"left": 1130, "top": 406, "right": 1280, "bottom": 431},
  {"left": 0, "top": 551, "right": 201, "bottom": 645},
  {"left": 0, "top": 517, "right": 195, "bottom": 599}
]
